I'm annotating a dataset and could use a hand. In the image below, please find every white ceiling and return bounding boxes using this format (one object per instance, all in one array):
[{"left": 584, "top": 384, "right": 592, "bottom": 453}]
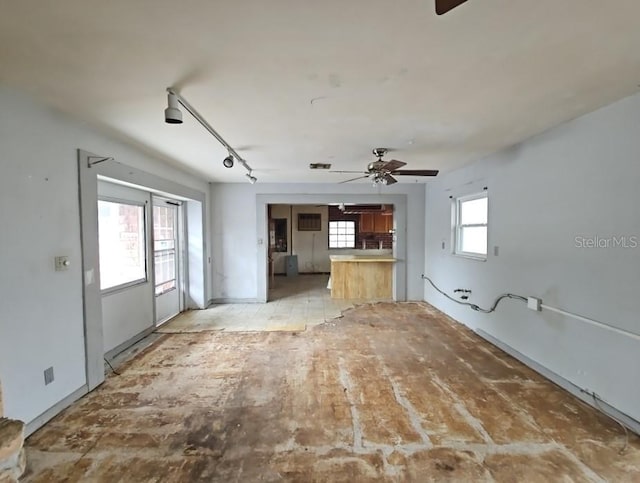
[{"left": 1, "top": 0, "right": 640, "bottom": 183}]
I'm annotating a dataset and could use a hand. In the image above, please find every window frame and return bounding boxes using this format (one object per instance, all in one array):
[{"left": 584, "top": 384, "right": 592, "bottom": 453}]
[
  {"left": 328, "top": 220, "right": 356, "bottom": 249},
  {"left": 97, "top": 196, "right": 149, "bottom": 294},
  {"left": 153, "top": 201, "right": 179, "bottom": 297},
  {"left": 452, "top": 192, "right": 488, "bottom": 261}
]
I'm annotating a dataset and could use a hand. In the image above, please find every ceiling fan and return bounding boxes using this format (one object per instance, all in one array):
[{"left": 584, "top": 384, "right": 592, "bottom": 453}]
[
  {"left": 435, "top": 0, "right": 469, "bottom": 15},
  {"left": 331, "top": 148, "right": 439, "bottom": 186}
]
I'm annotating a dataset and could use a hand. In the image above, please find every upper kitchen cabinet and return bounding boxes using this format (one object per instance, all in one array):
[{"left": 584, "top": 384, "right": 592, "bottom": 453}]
[
  {"left": 360, "top": 213, "right": 375, "bottom": 232},
  {"left": 359, "top": 208, "right": 393, "bottom": 234},
  {"left": 374, "top": 212, "right": 393, "bottom": 233}
]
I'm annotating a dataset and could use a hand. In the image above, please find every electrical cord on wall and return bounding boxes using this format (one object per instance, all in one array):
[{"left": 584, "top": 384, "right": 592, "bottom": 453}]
[
  {"left": 421, "top": 275, "right": 527, "bottom": 313},
  {"left": 581, "top": 389, "right": 629, "bottom": 455}
]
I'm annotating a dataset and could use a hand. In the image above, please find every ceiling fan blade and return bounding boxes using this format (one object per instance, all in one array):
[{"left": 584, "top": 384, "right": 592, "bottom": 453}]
[
  {"left": 338, "top": 175, "right": 370, "bottom": 184},
  {"left": 380, "top": 160, "right": 406, "bottom": 172},
  {"left": 391, "top": 169, "right": 439, "bottom": 177},
  {"left": 383, "top": 174, "right": 398, "bottom": 185},
  {"left": 435, "top": 0, "right": 469, "bottom": 15},
  {"left": 329, "top": 170, "right": 368, "bottom": 174}
]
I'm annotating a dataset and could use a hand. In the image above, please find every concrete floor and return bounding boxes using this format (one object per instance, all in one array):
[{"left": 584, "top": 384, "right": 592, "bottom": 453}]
[
  {"left": 23, "top": 278, "right": 640, "bottom": 481},
  {"left": 157, "top": 275, "right": 360, "bottom": 334}
]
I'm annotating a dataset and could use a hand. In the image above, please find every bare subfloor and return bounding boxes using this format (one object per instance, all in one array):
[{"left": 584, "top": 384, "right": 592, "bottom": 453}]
[{"left": 24, "top": 303, "right": 640, "bottom": 482}]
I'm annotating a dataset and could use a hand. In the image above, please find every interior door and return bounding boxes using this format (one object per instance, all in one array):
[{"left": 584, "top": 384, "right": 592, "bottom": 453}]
[{"left": 153, "top": 198, "right": 181, "bottom": 324}]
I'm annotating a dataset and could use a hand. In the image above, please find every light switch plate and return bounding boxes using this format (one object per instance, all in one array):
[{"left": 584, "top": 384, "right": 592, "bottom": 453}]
[{"left": 55, "top": 256, "right": 70, "bottom": 271}]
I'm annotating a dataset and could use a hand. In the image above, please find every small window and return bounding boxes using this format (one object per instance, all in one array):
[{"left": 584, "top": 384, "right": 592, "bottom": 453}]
[
  {"left": 272, "top": 218, "right": 288, "bottom": 252},
  {"left": 98, "top": 200, "right": 147, "bottom": 291},
  {"left": 329, "top": 221, "right": 356, "bottom": 248},
  {"left": 453, "top": 193, "right": 488, "bottom": 259}
]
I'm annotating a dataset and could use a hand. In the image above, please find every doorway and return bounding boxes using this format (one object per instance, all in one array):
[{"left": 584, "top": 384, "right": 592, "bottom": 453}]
[
  {"left": 153, "top": 197, "right": 183, "bottom": 324},
  {"left": 257, "top": 194, "right": 408, "bottom": 304}
]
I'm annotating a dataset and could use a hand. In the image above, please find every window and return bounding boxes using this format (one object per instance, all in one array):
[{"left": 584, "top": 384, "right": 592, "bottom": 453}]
[
  {"left": 153, "top": 204, "right": 177, "bottom": 296},
  {"left": 272, "top": 218, "right": 288, "bottom": 252},
  {"left": 329, "top": 220, "right": 356, "bottom": 248},
  {"left": 98, "top": 200, "right": 147, "bottom": 290},
  {"left": 453, "top": 193, "right": 488, "bottom": 259}
]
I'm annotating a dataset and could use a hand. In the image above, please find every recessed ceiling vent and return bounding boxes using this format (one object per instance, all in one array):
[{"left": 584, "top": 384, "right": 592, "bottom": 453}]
[{"left": 309, "top": 163, "right": 332, "bottom": 170}]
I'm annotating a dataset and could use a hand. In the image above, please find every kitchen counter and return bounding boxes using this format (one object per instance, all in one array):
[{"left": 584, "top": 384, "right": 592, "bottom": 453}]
[
  {"left": 329, "top": 255, "right": 396, "bottom": 299},
  {"left": 329, "top": 255, "right": 397, "bottom": 263}
]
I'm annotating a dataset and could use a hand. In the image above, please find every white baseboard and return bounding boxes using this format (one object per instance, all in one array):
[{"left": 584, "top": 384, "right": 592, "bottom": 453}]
[
  {"left": 104, "top": 325, "right": 156, "bottom": 361},
  {"left": 476, "top": 329, "right": 640, "bottom": 436},
  {"left": 26, "top": 385, "right": 88, "bottom": 437},
  {"left": 210, "top": 298, "right": 261, "bottom": 304}
]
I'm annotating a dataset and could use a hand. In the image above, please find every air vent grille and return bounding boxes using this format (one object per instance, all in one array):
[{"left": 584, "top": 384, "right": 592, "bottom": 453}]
[
  {"left": 309, "top": 163, "right": 332, "bottom": 170},
  {"left": 342, "top": 204, "right": 391, "bottom": 214}
]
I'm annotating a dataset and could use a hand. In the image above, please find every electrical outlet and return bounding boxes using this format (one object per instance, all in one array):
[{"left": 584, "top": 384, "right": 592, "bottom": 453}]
[
  {"left": 44, "top": 366, "right": 54, "bottom": 385},
  {"left": 527, "top": 297, "right": 542, "bottom": 311}
]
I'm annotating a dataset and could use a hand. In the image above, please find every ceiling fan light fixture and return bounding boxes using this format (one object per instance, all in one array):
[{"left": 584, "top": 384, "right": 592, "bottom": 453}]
[
  {"left": 164, "top": 93, "right": 183, "bottom": 124},
  {"left": 382, "top": 173, "right": 398, "bottom": 185},
  {"left": 333, "top": 147, "right": 438, "bottom": 185}
]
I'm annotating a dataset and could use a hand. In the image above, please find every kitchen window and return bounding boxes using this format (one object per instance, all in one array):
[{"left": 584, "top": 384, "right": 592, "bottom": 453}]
[
  {"left": 329, "top": 220, "right": 356, "bottom": 248},
  {"left": 453, "top": 192, "right": 488, "bottom": 259}
]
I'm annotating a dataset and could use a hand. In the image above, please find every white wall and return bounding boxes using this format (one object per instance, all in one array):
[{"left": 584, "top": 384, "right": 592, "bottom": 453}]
[
  {"left": 211, "top": 183, "right": 425, "bottom": 302},
  {"left": 0, "top": 85, "right": 211, "bottom": 426},
  {"left": 186, "top": 200, "right": 206, "bottom": 309},
  {"left": 424, "top": 92, "right": 640, "bottom": 422},
  {"left": 291, "top": 205, "right": 329, "bottom": 273}
]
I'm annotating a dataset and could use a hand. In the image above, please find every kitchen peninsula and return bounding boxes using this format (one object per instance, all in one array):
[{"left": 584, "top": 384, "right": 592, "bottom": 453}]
[{"left": 329, "top": 255, "right": 396, "bottom": 299}]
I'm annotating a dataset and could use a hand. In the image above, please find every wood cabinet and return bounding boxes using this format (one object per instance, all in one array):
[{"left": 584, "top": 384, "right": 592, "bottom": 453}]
[
  {"left": 359, "top": 212, "right": 393, "bottom": 233},
  {"left": 359, "top": 213, "right": 375, "bottom": 232},
  {"left": 375, "top": 214, "right": 393, "bottom": 233}
]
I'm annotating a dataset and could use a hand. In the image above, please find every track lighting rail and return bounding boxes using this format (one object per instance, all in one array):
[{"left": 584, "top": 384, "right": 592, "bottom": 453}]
[{"left": 165, "top": 87, "right": 256, "bottom": 182}]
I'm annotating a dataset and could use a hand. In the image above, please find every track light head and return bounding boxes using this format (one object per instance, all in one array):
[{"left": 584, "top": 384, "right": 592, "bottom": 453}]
[
  {"left": 246, "top": 173, "right": 257, "bottom": 184},
  {"left": 223, "top": 155, "right": 234, "bottom": 168},
  {"left": 164, "top": 93, "right": 183, "bottom": 124}
]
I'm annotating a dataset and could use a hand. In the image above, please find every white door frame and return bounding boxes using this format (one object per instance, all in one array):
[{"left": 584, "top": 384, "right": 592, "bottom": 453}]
[{"left": 153, "top": 196, "right": 184, "bottom": 324}]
